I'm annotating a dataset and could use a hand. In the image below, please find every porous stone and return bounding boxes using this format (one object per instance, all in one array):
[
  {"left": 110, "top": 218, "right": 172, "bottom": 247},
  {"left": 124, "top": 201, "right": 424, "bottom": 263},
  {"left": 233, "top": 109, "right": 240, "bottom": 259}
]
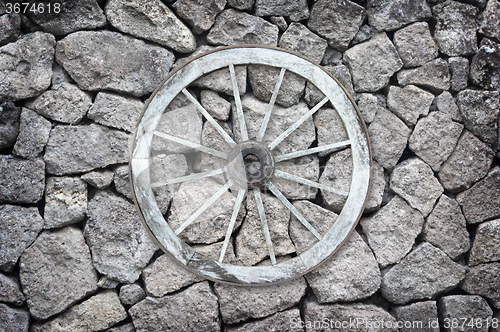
[
  {"left": 31, "top": 290, "right": 127, "bottom": 332},
  {"left": 19, "top": 227, "right": 98, "bottom": 320},
  {"left": 88, "top": 92, "right": 144, "bottom": 133},
  {"left": 318, "top": 149, "right": 351, "bottom": 213},
  {"left": 321, "top": 47, "right": 343, "bottom": 66},
  {"left": 360, "top": 196, "right": 424, "bottom": 268},
  {"left": 387, "top": 85, "right": 434, "bottom": 126},
  {"left": 119, "top": 284, "right": 146, "bottom": 306},
  {"left": 44, "top": 124, "right": 130, "bottom": 175},
  {"left": 279, "top": 22, "right": 327, "bottom": 64},
  {"left": 254, "top": 0, "right": 309, "bottom": 21},
  {"left": 408, "top": 112, "right": 464, "bottom": 172},
  {"left": 51, "top": 62, "right": 73, "bottom": 89},
  {"left": 97, "top": 277, "right": 120, "bottom": 289},
  {"left": 81, "top": 169, "right": 114, "bottom": 189},
  {"left": 113, "top": 165, "right": 132, "bottom": 201},
  {"left": 435, "top": 91, "right": 462, "bottom": 122},
  {"left": 85, "top": 191, "right": 157, "bottom": 283},
  {"left": 449, "top": 57, "right": 469, "bottom": 91},
  {"left": 470, "top": 38, "right": 500, "bottom": 91},
  {"left": 456, "top": 167, "right": 500, "bottom": 224},
  {"left": 192, "top": 241, "right": 238, "bottom": 264},
  {"left": 438, "top": 130, "right": 494, "bottom": 192},
  {"left": 200, "top": 90, "right": 230, "bottom": 121},
  {"left": 0, "top": 156, "right": 45, "bottom": 204},
  {"left": 438, "top": 295, "right": 493, "bottom": 332},
  {"left": 343, "top": 33, "right": 403, "bottom": 92},
  {"left": 172, "top": 0, "right": 225, "bottom": 34},
  {"left": 357, "top": 93, "right": 386, "bottom": 124},
  {"left": 305, "top": 65, "right": 356, "bottom": 107},
  {"left": 423, "top": 195, "right": 470, "bottom": 260},
  {"left": 480, "top": 0, "right": 500, "bottom": 41},
  {"left": 269, "top": 16, "right": 287, "bottom": 31},
  {"left": 214, "top": 276, "right": 307, "bottom": 324},
  {"left": 0, "top": 273, "right": 25, "bottom": 305},
  {"left": 12, "top": 108, "right": 51, "bottom": 160},
  {"left": 44, "top": 176, "right": 87, "bottom": 229},
  {"left": 56, "top": 31, "right": 175, "bottom": 96},
  {"left": 393, "top": 22, "right": 438, "bottom": 68},
  {"left": 105, "top": 324, "right": 135, "bottom": 332},
  {"left": 0, "top": 13, "right": 21, "bottom": 46},
  {"left": 207, "top": 9, "right": 279, "bottom": 46},
  {"left": 197, "top": 121, "right": 232, "bottom": 182},
  {"left": 130, "top": 282, "right": 220, "bottom": 332},
  {"left": 0, "top": 32, "right": 55, "bottom": 102},
  {"left": 367, "top": 0, "right": 431, "bottom": 31},
  {"left": 105, "top": 0, "right": 196, "bottom": 53},
  {"left": 381, "top": 242, "right": 466, "bottom": 304},
  {"left": 307, "top": 0, "right": 366, "bottom": 51},
  {"left": 351, "top": 24, "right": 375, "bottom": 45},
  {"left": 367, "top": 108, "right": 411, "bottom": 171},
  {"left": 397, "top": 58, "right": 451, "bottom": 92},
  {"left": 0, "top": 205, "right": 43, "bottom": 272},
  {"left": 225, "top": 308, "right": 302, "bottom": 332},
  {"left": 393, "top": 301, "right": 440, "bottom": 332},
  {"left": 273, "top": 156, "right": 319, "bottom": 200},
  {"left": 192, "top": 65, "right": 247, "bottom": 96},
  {"left": 0, "top": 102, "right": 20, "bottom": 149},
  {"left": 227, "top": 0, "right": 254, "bottom": 11},
  {"left": 456, "top": 89, "right": 499, "bottom": 147},
  {"left": 469, "top": 218, "right": 500, "bottom": 266},
  {"left": 0, "top": 304, "right": 29, "bottom": 332},
  {"left": 433, "top": 0, "right": 479, "bottom": 56},
  {"left": 461, "top": 263, "right": 500, "bottom": 309}
]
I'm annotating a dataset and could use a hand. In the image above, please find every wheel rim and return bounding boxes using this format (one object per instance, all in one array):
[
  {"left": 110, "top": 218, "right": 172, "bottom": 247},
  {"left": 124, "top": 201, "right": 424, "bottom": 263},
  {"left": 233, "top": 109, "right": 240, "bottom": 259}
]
[{"left": 130, "top": 45, "right": 371, "bottom": 285}]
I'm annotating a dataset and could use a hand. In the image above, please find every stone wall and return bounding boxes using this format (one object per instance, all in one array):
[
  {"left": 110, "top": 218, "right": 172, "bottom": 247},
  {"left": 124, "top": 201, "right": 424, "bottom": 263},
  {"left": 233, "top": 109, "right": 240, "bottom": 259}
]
[{"left": 1, "top": 0, "right": 500, "bottom": 331}]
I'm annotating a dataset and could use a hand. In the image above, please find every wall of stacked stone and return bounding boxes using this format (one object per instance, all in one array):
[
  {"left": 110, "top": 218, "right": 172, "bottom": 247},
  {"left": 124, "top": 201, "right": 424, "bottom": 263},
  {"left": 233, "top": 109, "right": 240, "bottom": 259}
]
[{"left": 0, "top": 0, "right": 500, "bottom": 330}]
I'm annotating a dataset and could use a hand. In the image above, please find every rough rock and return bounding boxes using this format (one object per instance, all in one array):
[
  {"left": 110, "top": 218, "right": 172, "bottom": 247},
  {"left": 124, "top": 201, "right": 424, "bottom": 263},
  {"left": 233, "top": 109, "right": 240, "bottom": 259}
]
[
  {"left": 81, "top": 169, "right": 115, "bottom": 189},
  {"left": 214, "top": 276, "right": 307, "bottom": 324},
  {"left": 480, "top": 0, "right": 500, "bottom": 41},
  {"left": 105, "top": 0, "right": 196, "bottom": 53},
  {"left": 390, "top": 158, "right": 444, "bottom": 217},
  {"left": 31, "top": 290, "right": 127, "bottom": 332},
  {"left": 397, "top": 58, "right": 451, "bottom": 92},
  {"left": 270, "top": 16, "right": 288, "bottom": 31},
  {"left": 456, "top": 89, "right": 499, "bottom": 147},
  {"left": 438, "top": 295, "right": 493, "bottom": 332},
  {"left": 0, "top": 32, "right": 55, "bottom": 102},
  {"left": 307, "top": 0, "right": 366, "bottom": 51},
  {"left": 273, "top": 156, "right": 319, "bottom": 200},
  {"left": 367, "top": 0, "right": 431, "bottom": 31},
  {"left": 254, "top": 0, "right": 309, "bottom": 21},
  {"left": 387, "top": 85, "right": 435, "bottom": 126},
  {"left": 105, "top": 324, "right": 135, "bottom": 332},
  {"left": 56, "top": 31, "right": 175, "bottom": 96},
  {"left": 0, "top": 102, "right": 20, "bottom": 149},
  {"left": 368, "top": 108, "right": 411, "bottom": 171},
  {"left": 357, "top": 93, "right": 386, "bottom": 124},
  {"left": 470, "top": 38, "right": 500, "bottom": 91},
  {"left": 227, "top": 0, "right": 254, "bottom": 11},
  {"left": 19, "top": 227, "right": 98, "bottom": 320},
  {"left": 0, "top": 205, "right": 43, "bottom": 272},
  {"left": 207, "top": 9, "right": 279, "bottom": 46},
  {"left": 0, "top": 304, "right": 29, "bottom": 332},
  {"left": 225, "top": 308, "right": 302, "bottom": 332},
  {"left": 351, "top": 24, "right": 375, "bottom": 45},
  {"left": 97, "top": 277, "right": 120, "bottom": 289},
  {"left": 44, "top": 176, "right": 87, "bottom": 229},
  {"left": 279, "top": 22, "right": 327, "bottom": 64},
  {"left": 192, "top": 241, "right": 237, "bottom": 264},
  {"left": 119, "top": 283, "right": 146, "bottom": 306},
  {"left": 408, "top": 112, "right": 464, "bottom": 172},
  {"left": 469, "top": 218, "right": 500, "bottom": 266},
  {"left": 197, "top": 121, "right": 232, "bottom": 182},
  {"left": 0, "top": 273, "right": 25, "bottom": 305},
  {"left": 461, "top": 263, "right": 500, "bottom": 309},
  {"left": 343, "top": 33, "right": 403, "bottom": 92},
  {"left": 200, "top": 90, "right": 231, "bottom": 121},
  {"left": 130, "top": 282, "right": 220, "bottom": 332},
  {"left": 113, "top": 165, "right": 132, "bottom": 201},
  {"left": 449, "top": 57, "right": 470, "bottom": 91},
  {"left": 88, "top": 92, "right": 144, "bottom": 133},
  {"left": 12, "top": 108, "right": 51, "bottom": 160},
  {"left": 393, "top": 301, "right": 440, "bottom": 332},
  {"left": 433, "top": 0, "right": 479, "bottom": 56},
  {"left": 305, "top": 65, "right": 356, "bottom": 107},
  {"left": 172, "top": 0, "right": 226, "bottom": 34},
  {"left": 318, "top": 149, "right": 351, "bottom": 213},
  {"left": 438, "top": 130, "right": 494, "bottom": 192},
  {"left": 0, "top": 156, "right": 45, "bottom": 204},
  {"left": 435, "top": 91, "right": 462, "bottom": 122},
  {"left": 393, "top": 22, "right": 438, "bottom": 68},
  {"left": 44, "top": 124, "right": 130, "bottom": 175},
  {"left": 0, "top": 13, "right": 21, "bottom": 46},
  {"left": 423, "top": 195, "right": 470, "bottom": 260},
  {"left": 193, "top": 65, "right": 247, "bottom": 96},
  {"left": 381, "top": 242, "right": 465, "bottom": 304},
  {"left": 360, "top": 196, "right": 424, "bottom": 268},
  {"left": 321, "top": 47, "right": 343, "bottom": 66},
  {"left": 51, "top": 62, "right": 74, "bottom": 89}
]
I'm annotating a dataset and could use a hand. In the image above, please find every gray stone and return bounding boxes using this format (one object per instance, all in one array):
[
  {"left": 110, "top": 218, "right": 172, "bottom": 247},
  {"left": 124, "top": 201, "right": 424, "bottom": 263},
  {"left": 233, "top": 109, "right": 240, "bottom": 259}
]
[
  {"left": 105, "top": 0, "right": 196, "bottom": 53},
  {"left": 193, "top": 65, "right": 247, "bottom": 96},
  {"left": 0, "top": 156, "right": 45, "bottom": 204},
  {"left": 435, "top": 91, "right": 462, "bottom": 122},
  {"left": 423, "top": 195, "right": 470, "bottom": 260},
  {"left": 393, "top": 301, "right": 439, "bottom": 332},
  {"left": 254, "top": 0, "right": 309, "bottom": 21},
  {"left": 471, "top": 38, "right": 500, "bottom": 91},
  {"left": 227, "top": 0, "right": 254, "bottom": 11},
  {"left": 357, "top": 93, "right": 385, "bottom": 124},
  {"left": 207, "top": 9, "right": 279, "bottom": 46},
  {"left": 192, "top": 241, "right": 238, "bottom": 264},
  {"left": 438, "top": 295, "right": 493, "bottom": 332},
  {"left": 360, "top": 196, "right": 424, "bottom": 268},
  {"left": 44, "top": 124, "right": 130, "bottom": 175},
  {"left": 269, "top": 16, "right": 288, "bottom": 32},
  {"left": 469, "top": 218, "right": 500, "bottom": 266},
  {"left": 225, "top": 308, "right": 302, "bottom": 332},
  {"left": 351, "top": 24, "right": 375, "bottom": 45},
  {"left": 367, "top": 0, "right": 432, "bottom": 31},
  {"left": 433, "top": 0, "right": 479, "bottom": 56},
  {"left": 113, "top": 165, "right": 132, "bottom": 201},
  {"left": 305, "top": 65, "right": 356, "bottom": 106},
  {"left": 119, "top": 284, "right": 146, "bottom": 306},
  {"left": 85, "top": 191, "right": 157, "bottom": 283},
  {"left": 56, "top": 31, "right": 175, "bottom": 96},
  {"left": 0, "top": 102, "right": 20, "bottom": 149},
  {"left": 367, "top": 108, "right": 411, "bottom": 171},
  {"left": 318, "top": 149, "right": 351, "bottom": 213},
  {"left": 390, "top": 158, "right": 444, "bottom": 217},
  {"left": 457, "top": 89, "right": 499, "bottom": 147},
  {"left": 0, "top": 205, "right": 43, "bottom": 272},
  {"left": 0, "top": 32, "right": 55, "bottom": 102},
  {"left": 214, "top": 276, "right": 307, "bottom": 324},
  {"left": 321, "top": 47, "right": 343, "bottom": 66},
  {"left": 130, "top": 282, "right": 220, "bottom": 332},
  {"left": 19, "top": 227, "right": 98, "bottom": 320},
  {"left": 31, "top": 290, "right": 127, "bottom": 332},
  {"left": 273, "top": 155, "right": 319, "bottom": 200},
  {"left": 397, "top": 58, "right": 451, "bottom": 92},
  {"left": 51, "top": 62, "right": 74, "bottom": 89},
  {"left": 343, "top": 33, "right": 403, "bottom": 92},
  {"left": 175, "top": 1, "right": 226, "bottom": 35},
  {"left": 200, "top": 90, "right": 230, "bottom": 121},
  {"left": 12, "top": 108, "right": 51, "bottom": 160},
  {"left": 0, "top": 273, "right": 25, "bottom": 306},
  {"left": 0, "top": 304, "right": 29, "bottom": 332},
  {"left": 438, "top": 130, "right": 494, "bottom": 192},
  {"left": 44, "top": 176, "right": 87, "bottom": 229},
  {"left": 393, "top": 22, "right": 438, "bottom": 68},
  {"left": 409, "top": 112, "right": 464, "bottom": 172},
  {"left": 279, "top": 23, "right": 327, "bottom": 64},
  {"left": 0, "top": 13, "right": 21, "bottom": 46},
  {"left": 461, "top": 263, "right": 500, "bottom": 309},
  {"left": 381, "top": 242, "right": 466, "bottom": 304},
  {"left": 307, "top": 0, "right": 366, "bottom": 51},
  {"left": 456, "top": 167, "right": 500, "bottom": 224},
  {"left": 97, "top": 277, "right": 120, "bottom": 289},
  {"left": 105, "top": 324, "right": 135, "bottom": 332},
  {"left": 480, "top": 0, "right": 500, "bottom": 41},
  {"left": 387, "top": 85, "right": 434, "bottom": 126},
  {"left": 197, "top": 121, "right": 232, "bottom": 182},
  {"left": 88, "top": 92, "right": 144, "bottom": 133},
  {"left": 81, "top": 169, "right": 114, "bottom": 189},
  {"left": 449, "top": 57, "right": 469, "bottom": 91}
]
